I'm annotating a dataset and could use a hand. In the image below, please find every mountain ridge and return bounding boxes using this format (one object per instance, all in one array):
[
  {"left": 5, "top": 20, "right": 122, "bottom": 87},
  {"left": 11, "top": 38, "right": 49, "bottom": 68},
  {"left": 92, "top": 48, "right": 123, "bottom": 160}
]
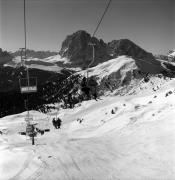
[
  {"left": 1, "top": 30, "right": 175, "bottom": 118},
  {"left": 59, "top": 30, "right": 157, "bottom": 70}
]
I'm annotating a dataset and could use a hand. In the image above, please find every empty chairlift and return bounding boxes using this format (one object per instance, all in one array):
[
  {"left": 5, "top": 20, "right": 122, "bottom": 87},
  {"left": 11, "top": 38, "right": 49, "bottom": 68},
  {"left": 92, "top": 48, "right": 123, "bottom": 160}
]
[{"left": 19, "top": 77, "right": 37, "bottom": 93}]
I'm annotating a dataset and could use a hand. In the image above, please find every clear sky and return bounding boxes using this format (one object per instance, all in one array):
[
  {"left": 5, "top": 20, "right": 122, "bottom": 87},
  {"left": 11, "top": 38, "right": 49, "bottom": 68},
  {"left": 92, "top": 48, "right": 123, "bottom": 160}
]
[{"left": 0, "top": 0, "right": 174, "bottom": 55}]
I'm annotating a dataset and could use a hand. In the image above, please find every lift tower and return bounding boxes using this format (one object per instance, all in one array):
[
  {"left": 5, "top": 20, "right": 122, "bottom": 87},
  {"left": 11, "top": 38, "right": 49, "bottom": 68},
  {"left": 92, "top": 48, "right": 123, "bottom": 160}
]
[{"left": 19, "top": 0, "right": 37, "bottom": 145}]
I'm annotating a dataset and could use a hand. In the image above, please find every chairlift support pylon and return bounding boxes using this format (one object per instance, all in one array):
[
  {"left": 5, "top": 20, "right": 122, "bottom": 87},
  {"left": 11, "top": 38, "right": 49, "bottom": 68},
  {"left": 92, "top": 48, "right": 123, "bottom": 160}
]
[
  {"left": 19, "top": 46, "right": 37, "bottom": 144},
  {"left": 19, "top": 0, "right": 38, "bottom": 145}
]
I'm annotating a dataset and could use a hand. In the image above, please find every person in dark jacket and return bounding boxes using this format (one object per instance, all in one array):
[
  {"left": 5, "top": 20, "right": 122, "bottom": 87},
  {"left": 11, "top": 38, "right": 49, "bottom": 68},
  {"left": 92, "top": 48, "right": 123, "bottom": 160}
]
[
  {"left": 56, "top": 117, "right": 62, "bottom": 129},
  {"left": 52, "top": 118, "right": 57, "bottom": 129}
]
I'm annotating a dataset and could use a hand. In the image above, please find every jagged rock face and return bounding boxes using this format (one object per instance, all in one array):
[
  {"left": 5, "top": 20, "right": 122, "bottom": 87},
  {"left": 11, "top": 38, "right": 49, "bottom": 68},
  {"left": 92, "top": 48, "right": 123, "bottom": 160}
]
[
  {"left": 108, "top": 39, "right": 153, "bottom": 59},
  {"left": 108, "top": 39, "right": 163, "bottom": 73},
  {"left": 59, "top": 31, "right": 164, "bottom": 73},
  {"left": 168, "top": 50, "right": 175, "bottom": 61},
  {"left": 168, "top": 50, "right": 175, "bottom": 56},
  {"left": 59, "top": 30, "right": 111, "bottom": 68}
]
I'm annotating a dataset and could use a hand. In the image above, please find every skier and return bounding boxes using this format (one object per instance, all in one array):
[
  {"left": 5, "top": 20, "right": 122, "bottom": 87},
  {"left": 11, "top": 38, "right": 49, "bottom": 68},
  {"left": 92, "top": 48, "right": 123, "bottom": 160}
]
[
  {"left": 56, "top": 117, "right": 62, "bottom": 129},
  {"left": 52, "top": 118, "right": 57, "bottom": 129}
]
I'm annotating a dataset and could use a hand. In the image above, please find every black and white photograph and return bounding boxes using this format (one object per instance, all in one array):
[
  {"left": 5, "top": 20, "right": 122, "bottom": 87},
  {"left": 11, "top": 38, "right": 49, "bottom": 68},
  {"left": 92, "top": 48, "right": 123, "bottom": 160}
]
[{"left": 0, "top": 0, "right": 175, "bottom": 179}]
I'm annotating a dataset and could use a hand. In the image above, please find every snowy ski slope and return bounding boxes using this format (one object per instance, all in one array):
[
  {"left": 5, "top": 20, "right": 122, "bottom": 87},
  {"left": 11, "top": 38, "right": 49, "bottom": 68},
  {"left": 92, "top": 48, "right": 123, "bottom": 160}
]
[{"left": 1, "top": 78, "right": 175, "bottom": 179}]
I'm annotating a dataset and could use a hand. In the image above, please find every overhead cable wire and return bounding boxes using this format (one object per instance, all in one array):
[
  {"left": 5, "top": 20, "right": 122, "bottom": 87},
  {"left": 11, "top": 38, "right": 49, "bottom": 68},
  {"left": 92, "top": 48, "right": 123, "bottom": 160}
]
[
  {"left": 24, "top": 0, "right": 27, "bottom": 57},
  {"left": 23, "top": 0, "right": 30, "bottom": 118},
  {"left": 92, "top": 0, "right": 112, "bottom": 37},
  {"left": 87, "top": 0, "right": 112, "bottom": 74}
]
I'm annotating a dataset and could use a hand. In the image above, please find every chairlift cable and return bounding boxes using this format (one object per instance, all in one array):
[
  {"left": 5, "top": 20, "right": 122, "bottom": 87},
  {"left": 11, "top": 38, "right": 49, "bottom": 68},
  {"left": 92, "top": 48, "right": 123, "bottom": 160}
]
[
  {"left": 24, "top": 0, "right": 30, "bottom": 87},
  {"left": 87, "top": 0, "right": 112, "bottom": 79},
  {"left": 24, "top": 0, "right": 27, "bottom": 57},
  {"left": 92, "top": 0, "right": 112, "bottom": 38},
  {"left": 23, "top": 0, "right": 29, "bottom": 118}
]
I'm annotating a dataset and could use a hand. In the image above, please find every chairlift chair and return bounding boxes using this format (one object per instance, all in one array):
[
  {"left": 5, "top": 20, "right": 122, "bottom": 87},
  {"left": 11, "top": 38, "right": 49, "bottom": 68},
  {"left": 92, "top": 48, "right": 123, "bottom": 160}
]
[{"left": 19, "top": 77, "right": 37, "bottom": 93}]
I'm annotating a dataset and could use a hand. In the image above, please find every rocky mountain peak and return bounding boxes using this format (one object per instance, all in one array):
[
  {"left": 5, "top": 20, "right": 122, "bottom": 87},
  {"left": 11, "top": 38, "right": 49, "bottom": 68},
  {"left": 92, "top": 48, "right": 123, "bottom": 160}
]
[
  {"left": 59, "top": 30, "right": 110, "bottom": 68},
  {"left": 108, "top": 39, "right": 154, "bottom": 60},
  {"left": 59, "top": 30, "right": 160, "bottom": 72},
  {"left": 168, "top": 50, "right": 175, "bottom": 61},
  {"left": 108, "top": 38, "right": 163, "bottom": 73}
]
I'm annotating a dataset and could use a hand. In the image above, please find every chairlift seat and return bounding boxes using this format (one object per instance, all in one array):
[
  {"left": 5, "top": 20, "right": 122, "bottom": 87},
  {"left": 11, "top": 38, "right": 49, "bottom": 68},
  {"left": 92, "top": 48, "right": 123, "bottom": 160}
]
[
  {"left": 25, "top": 117, "right": 33, "bottom": 123},
  {"left": 19, "top": 77, "right": 37, "bottom": 93}
]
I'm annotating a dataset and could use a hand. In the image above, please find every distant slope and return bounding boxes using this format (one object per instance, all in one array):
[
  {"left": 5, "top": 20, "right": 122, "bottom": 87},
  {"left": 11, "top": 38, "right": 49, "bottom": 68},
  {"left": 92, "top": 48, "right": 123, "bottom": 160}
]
[
  {"left": 12, "top": 49, "right": 58, "bottom": 59},
  {"left": 79, "top": 55, "right": 175, "bottom": 96},
  {"left": 80, "top": 56, "right": 137, "bottom": 80},
  {"left": 4, "top": 54, "right": 71, "bottom": 72}
]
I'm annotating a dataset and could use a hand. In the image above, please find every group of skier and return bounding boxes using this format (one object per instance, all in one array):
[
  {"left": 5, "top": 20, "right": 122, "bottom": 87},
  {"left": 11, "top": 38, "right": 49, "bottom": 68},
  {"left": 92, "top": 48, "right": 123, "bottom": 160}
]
[{"left": 52, "top": 117, "right": 62, "bottom": 129}]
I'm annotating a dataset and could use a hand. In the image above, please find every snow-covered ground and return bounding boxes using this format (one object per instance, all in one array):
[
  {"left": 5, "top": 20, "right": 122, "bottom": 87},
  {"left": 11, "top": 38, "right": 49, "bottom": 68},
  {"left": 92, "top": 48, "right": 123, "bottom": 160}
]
[
  {"left": 44, "top": 54, "right": 70, "bottom": 64},
  {"left": 1, "top": 78, "right": 175, "bottom": 179},
  {"left": 80, "top": 56, "right": 137, "bottom": 81},
  {"left": 11, "top": 54, "right": 69, "bottom": 64},
  {"left": 27, "top": 64, "right": 63, "bottom": 72}
]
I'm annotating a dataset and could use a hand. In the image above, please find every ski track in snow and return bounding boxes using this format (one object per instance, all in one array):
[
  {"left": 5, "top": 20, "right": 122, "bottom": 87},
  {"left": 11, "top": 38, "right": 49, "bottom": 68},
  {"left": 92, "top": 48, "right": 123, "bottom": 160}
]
[{"left": 1, "top": 80, "right": 175, "bottom": 179}]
